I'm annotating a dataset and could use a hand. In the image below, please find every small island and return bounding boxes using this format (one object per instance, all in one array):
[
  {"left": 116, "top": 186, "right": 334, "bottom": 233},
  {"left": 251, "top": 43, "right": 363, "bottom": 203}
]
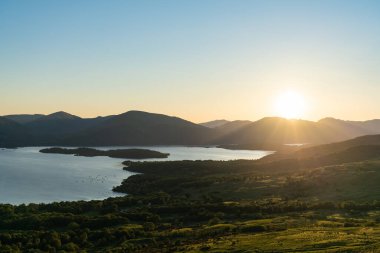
[{"left": 40, "top": 147, "right": 169, "bottom": 159}]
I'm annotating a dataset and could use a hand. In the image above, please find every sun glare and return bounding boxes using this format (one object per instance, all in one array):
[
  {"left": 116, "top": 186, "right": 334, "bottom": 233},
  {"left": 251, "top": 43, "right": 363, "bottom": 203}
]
[{"left": 274, "top": 91, "right": 306, "bottom": 119}]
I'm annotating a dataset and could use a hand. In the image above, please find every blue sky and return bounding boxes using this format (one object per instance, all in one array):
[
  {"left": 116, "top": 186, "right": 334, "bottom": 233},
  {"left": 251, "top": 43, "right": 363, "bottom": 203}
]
[{"left": 1, "top": 0, "right": 380, "bottom": 121}]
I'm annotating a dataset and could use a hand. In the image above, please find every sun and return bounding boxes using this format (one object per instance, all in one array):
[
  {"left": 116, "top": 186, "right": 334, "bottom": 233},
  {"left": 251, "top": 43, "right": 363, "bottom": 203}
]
[{"left": 274, "top": 91, "right": 306, "bottom": 119}]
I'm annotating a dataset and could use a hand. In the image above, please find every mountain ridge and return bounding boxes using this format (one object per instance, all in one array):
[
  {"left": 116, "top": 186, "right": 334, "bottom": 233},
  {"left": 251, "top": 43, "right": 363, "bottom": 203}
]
[
  {"left": 200, "top": 119, "right": 230, "bottom": 128},
  {"left": 1, "top": 111, "right": 380, "bottom": 148}
]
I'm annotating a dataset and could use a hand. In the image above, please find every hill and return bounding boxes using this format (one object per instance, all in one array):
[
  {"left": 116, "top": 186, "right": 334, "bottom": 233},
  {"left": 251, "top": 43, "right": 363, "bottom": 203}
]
[
  {"left": 284, "top": 134, "right": 380, "bottom": 160},
  {"left": 319, "top": 117, "right": 380, "bottom": 134},
  {"left": 23, "top": 112, "right": 113, "bottom": 145},
  {"left": 4, "top": 114, "right": 44, "bottom": 124},
  {"left": 0, "top": 117, "right": 30, "bottom": 147},
  {"left": 3, "top": 130, "right": 380, "bottom": 252},
  {"left": 215, "top": 117, "right": 326, "bottom": 146},
  {"left": 199, "top": 119, "right": 230, "bottom": 128},
  {"left": 62, "top": 111, "right": 216, "bottom": 146},
  {"left": 1, "top": 111, "right": 380, "bottom": 148},
  {"left": 214, "top": 120, "right": 252, "bottom": 134},
  {"left": 215, "top": 117, "right": 380, "bottom": 148},
  {"left": 259, "top": 134, "right": 380, "bottom": 171}
]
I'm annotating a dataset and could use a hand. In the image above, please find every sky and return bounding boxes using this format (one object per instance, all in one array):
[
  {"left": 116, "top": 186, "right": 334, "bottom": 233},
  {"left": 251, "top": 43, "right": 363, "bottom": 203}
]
[{"left": 1, "top": 0, "right": 380, "bottom": 122}]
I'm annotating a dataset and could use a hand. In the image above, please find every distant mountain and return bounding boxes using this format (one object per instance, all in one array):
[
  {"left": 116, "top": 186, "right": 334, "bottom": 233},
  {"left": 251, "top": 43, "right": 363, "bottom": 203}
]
[
  {"left": 214, "top": 120, "right": 252, "bottom": 134},
  {"left": 215, "top": 117, "right": 380, "bottom": 147},
  {"left": 200, "top": 120, "right": 230, "bottom": 128},
  {"left": 361, "top": 119, "right": 380, "bottom": 132},
  {"left": 4, "top": 114, "right": 44, "bottom": 124},
  {"left": 25, "top": 112, "right": 84, "bottom": 142},
  {"left": 24, "top": 112, "right": 113, "bottom": 145},
  {"left": 318, "top": 117, "right": 380, "bottom": 137},
  {"left": 63, "top": 111, "right": 215, "bottom": 146},
  {"left": 0, "top": 117, "right": 30, "bottom": 147},
  {"left": 1, "top": 110, "right": 380, "bottom": 148},
  {"left": 215, "top": 117, "right": 322, "bottom": 145},
  {"left": 38, "top": 111, "right": 81, "bottom": 121}
]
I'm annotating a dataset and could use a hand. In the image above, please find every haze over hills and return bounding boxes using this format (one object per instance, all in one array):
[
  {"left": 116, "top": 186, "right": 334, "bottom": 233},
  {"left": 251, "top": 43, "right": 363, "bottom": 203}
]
[
  {"left": 2, "top": 110, "right": 380, "bottom": 148},
  {"left": 213, "top": 120, "right": 253, "bottom": 135},
  {"left": 215, "top": 117, "right": 380, "bottom": 148},
  {"left": 200, "top": 119, "right": 231, "bottom": 128},
  {"left": 260, "top": 133, "right": 380, "bottom": 166}
]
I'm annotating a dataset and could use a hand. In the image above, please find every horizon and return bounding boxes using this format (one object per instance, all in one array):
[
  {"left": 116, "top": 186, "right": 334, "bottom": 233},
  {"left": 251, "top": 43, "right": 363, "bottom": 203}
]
[
  {"left": 2, "top": 109, "right": 380, "bottom": 124},
  {"left": 1, "top": 0, "right": 380, "bottom": 122}
]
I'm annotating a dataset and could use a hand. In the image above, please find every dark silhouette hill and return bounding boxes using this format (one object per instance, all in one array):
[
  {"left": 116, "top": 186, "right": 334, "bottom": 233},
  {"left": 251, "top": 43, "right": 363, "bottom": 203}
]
[
  {"left": 62, "top": 111, "right": 215, "bottom": 146},
  {"left": 4, "top": 114, "right": 44, "bottom": 124},
  {"left": 23, "top": 112, "right": 113, "bottom": 145},
  {"left": 26, "top": 111, "right": 82, "bottom": 134},
  {"left": 40, "top": 111, "right": 80, "bottom": 120},
  {"left": 0, "top": 117, "right": 31, "bottom": 147},
  {"left": 1, "top": 111, "right": 380, "bottom": 147}
]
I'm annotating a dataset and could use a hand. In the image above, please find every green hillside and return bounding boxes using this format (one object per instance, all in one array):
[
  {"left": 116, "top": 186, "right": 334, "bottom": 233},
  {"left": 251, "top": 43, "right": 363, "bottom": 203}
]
[{"left": 1, "top": 135, "right": 380, "bottom": 252}]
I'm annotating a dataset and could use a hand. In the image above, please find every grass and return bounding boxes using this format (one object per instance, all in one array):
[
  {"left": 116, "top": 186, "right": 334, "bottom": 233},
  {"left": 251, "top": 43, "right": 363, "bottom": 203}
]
[{"left": 182, "top": 218, "right": 380, "bottom": 253}]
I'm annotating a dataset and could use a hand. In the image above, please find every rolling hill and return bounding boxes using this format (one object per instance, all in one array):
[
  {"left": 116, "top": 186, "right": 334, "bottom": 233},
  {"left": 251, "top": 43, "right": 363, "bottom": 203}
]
[
  {"left": 1, "top": 111, "right": 380, "bottom": 147},
  {"left": 4, "top": 114, "right": 44, "bottom": 124},
  {"left": 23, "top": 112, "right": 113, "bottom": 145},
  {"left": 62, "top": 110, "right": 216, "bottom": 146},
  {"left": 0, "top": 117, "right": 30, "bottom": 147},
  {"left": 199, "top": 119, "right": 230, "bottom": 128},
  {"left": 259, "top": 134, "right": 380, "bottom": 171},
  {"left": 214, "top": 117, "right": 380, "bottom": 148}
]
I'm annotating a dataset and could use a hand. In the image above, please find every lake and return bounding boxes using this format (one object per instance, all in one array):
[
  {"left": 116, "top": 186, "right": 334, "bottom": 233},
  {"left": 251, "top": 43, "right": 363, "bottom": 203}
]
[{"left": 0, "top": 146, "right": 273, "bottom": 205}]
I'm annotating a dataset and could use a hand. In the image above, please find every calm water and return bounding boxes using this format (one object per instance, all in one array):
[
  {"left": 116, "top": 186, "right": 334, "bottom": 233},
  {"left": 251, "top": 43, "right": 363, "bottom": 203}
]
[{"left": 0, "top": 146, "right": 273, "bottom": 205}]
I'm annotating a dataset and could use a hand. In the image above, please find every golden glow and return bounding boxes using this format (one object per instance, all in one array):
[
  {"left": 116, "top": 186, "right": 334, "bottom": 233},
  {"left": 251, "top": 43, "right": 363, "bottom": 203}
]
[{"left": 274, "top": 91, "right": 306, "bottom": 119}]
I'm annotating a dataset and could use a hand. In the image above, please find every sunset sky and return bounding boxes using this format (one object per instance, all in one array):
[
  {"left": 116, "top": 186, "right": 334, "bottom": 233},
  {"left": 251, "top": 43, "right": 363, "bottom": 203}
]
[{"left": 1, "top": 0, "right": 380, "bottom": 122}]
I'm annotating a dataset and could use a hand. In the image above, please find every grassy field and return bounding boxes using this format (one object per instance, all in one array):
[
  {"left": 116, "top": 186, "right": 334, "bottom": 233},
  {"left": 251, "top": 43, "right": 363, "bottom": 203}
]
[{"left": 176, "top": 211, "right": 380, "bottom": 252}]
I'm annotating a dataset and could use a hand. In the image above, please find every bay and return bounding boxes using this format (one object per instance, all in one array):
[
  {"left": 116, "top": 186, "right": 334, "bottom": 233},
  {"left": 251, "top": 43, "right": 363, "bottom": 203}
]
[{"left": 0, "top": 146, "right": 273, "bottom": 204}]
